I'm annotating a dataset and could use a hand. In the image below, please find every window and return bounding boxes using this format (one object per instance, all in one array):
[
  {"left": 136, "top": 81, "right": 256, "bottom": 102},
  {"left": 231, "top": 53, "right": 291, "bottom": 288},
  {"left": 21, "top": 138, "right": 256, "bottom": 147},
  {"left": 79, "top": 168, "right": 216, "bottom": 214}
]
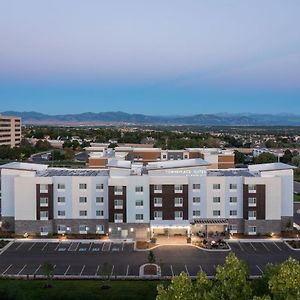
[
  {"left": 96, "top": 225, "right": 104, "bottom": 234},
  {"left": 40, "top": 211, "right": 48, "bottom": 220},
  {"left": 114, "top": 213, "right": 123, "bottom": 223},
  {"left": 135, "top": 200, "right": 143, "bottom": 208},
  {"left": 40, "top": 197, "right": 48, "bottom": 207},
  {"left": 57, "top": 225, "right": 66, "bottom": 233},
  {"left": 213, "top": 197, "right": 221, "bottom": 203},
  {"left": 248, "top": 184, "right": 257, "bottom": 193},
  {"left": 174, "top": 184, "right": 183, "bottom": 193},
  {"left": 154, "top": 211, "right": 163, "bottom": 220},
  {"left": 79, "top": 183, "right": 87, "bottom": 190},
  {"left": 114, "top": 186, "right": 123, "bottom": 195},
  {"left": 213, "top": 184, "right": 221, "bottom": 190},
  {"left": 114, "top": 199, "right": 123, "bottom": 209},
  {"left": 162, "top": 154, "right": 167, "bottom": 159},
  {"left": 193, "top": 197, "right": 201, "bottom": 204},
  {"left": 248, "top": 210, "right": 256, "bottom": 220},
  {"left": 193, "top": 210, "right": 201, "bottom": 218},
  {"left": 79, "top": 197, "right": 87, "bottom": 203},
  {"left": 248, "top": 226, "right": 257, "bottom": 235},
  {"left": 40, "top": 184, "right": 48, "bottom": 193},
  {"left": 193, "top": 184, "right": 200, "bottom": 190},
  {"left": 79, "top": 225, "right": 87, "bottom": 233},
  {"left": 154, "top": 197, "right": 163, "bottom": 207},
  {"left": 154, "top": 185, "right": 162, "bottom": 193},
  {"left": 40, "top": 226, "right": 48, "bottom": 236},
  {"left": 175, "top": 211, "right": 183, "bottom": 220},
  {"left": 79, "top": 210, "right": 87, "bottom": 217},
  {"left": 57, "top": 197, "right": 65, "bottom": 204},
  {"left": 229, "top": 210, "right": 237, "bottom": 217},
  {"left": 96, "top": 197, "right": 104, "bottom": 204},
  {"left": 96, "top": 183, "right": 104, "bottom": 190},
  {"left": 229, "top": 197, "right": 237, "bottom": 204},
  {"left": 135, "top": 214, "right": 144, "bottom": 222},
  {"left": 229, "top": 184, "right": 237, "bottom": 190},
  {"left": 213, "top": 210, "right": 221, "bottom": 217},
  {"left": 57, "top": 210, "right": 65, "bottom": 217},
  {"left": 174, "top": 197, "right": 183, "bottom": 207},
  {"left": 248, "top": 197, "right": 257, "bottom": 207},
  {"left": 135, "top": 186, "right": 143, "bottom": 193},
  {"left": 96, "top": 210, "right": 104, "bottom": 217},
  {"left": 57, "top": 183, "right": 65, "bottom": 190},
  {"left": 229, "top": 224, "right": 238, "bottom": 233}
]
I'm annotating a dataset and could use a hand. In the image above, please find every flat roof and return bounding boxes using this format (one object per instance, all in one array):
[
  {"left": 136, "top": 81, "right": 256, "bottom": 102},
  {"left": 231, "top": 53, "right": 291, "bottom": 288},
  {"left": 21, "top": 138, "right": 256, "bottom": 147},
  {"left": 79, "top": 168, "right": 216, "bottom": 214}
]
[
  {"left": 37, "top": 168, "right": 109, "bottom": 177},
  {"left": 106, "top": 159, "right": 132, "bottom": 169},
  {"left": 147, "top": 158, "right": 210, "bottom": 170},
  {"left": 248, "top": 163, "right": 297, "bottom": 172},
  {"left": 207, "top": 169, "right": 254, "bottom": 177},
  {"left": 0, "top": 162, "right": 48, "bottom": 171}
]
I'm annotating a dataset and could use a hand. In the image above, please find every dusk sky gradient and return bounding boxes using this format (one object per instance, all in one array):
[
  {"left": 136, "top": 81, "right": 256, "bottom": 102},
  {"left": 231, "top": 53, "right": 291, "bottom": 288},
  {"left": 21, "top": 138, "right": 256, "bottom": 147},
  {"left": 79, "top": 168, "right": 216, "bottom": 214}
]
[{"left": 0, "top": 1, "right": 300, "bottom": 115}]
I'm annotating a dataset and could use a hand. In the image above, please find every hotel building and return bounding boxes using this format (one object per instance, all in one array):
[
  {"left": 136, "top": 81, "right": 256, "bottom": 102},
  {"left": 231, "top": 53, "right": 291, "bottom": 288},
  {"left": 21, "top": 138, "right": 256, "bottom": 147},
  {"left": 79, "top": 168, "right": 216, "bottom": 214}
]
[
  {"left": 0, "top": 159, "right": 294, "bottom": 240},
  {"left": 0, "top": 115, "right": 21, "bottom": 148}
]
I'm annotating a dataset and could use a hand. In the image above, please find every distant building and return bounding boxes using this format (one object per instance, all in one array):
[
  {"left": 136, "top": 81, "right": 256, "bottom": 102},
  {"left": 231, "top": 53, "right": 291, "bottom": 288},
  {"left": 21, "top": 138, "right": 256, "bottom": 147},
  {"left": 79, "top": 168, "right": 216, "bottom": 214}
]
[{"left": 0, "top": 115, "right": 21, "bottom": 148}]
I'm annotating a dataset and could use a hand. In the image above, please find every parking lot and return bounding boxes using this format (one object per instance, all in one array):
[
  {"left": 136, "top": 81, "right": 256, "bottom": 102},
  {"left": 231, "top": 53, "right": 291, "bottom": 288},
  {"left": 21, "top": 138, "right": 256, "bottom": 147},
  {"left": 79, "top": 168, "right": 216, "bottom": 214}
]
[{"left": 0, "top": 241, "right": 299, "bottom": 278}]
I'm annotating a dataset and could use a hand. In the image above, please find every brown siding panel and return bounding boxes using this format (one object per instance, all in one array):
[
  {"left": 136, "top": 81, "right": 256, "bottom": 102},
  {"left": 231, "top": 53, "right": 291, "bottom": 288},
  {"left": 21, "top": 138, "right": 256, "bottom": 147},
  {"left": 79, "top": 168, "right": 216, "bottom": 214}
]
[
  {"left": 243, "top": 184, "right": 266, "bottom": 220},
  {"left": 36, "top": 184, "right": 53, "bottom": 220},
  {"left": 108, "top": 186, "right": 127, "bottom": 223}
]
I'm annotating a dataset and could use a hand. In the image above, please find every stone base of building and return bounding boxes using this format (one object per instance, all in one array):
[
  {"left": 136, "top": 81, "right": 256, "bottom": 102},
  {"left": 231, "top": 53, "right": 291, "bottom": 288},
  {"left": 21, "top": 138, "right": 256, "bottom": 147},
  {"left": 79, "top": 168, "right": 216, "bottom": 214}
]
[
  {"left": 108, "top": 223, "right": 150, "bottom": 240},
  {"left": 15, "top": 220, "right": 53, "bottom": 235},
  {"left": 244, "top": 219, "right": 282, "bottom": 235},
  {"left": 0, "top": 216, "right": 15, "bottom": 232},
  {"left": 281, "top": 216, "right": 293, "bottom": 231}
]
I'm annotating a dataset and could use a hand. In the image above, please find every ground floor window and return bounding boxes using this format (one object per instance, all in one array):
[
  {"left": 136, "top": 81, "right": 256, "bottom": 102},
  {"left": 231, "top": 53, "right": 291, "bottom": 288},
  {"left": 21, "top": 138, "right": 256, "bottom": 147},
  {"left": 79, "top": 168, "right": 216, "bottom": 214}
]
[
  {"left": 40, "top": 226, "right": 48, "bottom": 236},
  {"left": 57, "top": 225, "right": 66, "bottom": 234},
  {"left": 96, "top": 225, "right": 104, "bottom": 234},
  {"left": 79, "top": 225, "right": 88, "bottom": 234},
  {"left": 229, "top": 224, "right": 238, "bottom": 233},
  {"left": 248, "top": 225, "right": 257, "bottom": 235}
]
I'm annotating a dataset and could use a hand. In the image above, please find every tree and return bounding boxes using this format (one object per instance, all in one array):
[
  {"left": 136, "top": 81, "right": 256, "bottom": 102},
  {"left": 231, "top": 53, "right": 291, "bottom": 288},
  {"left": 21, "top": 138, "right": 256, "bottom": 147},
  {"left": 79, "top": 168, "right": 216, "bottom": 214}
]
[
  {"left": 281, "top": 149, "right": 293, "bottom": 164},
  {"left": 35, "top": 140, "right": 52, "bottom": 151},
  {"left": 268, "top": 257, "right": 300, "bottom": 300},
  {"left": 207, "top": 252, "right": 252, "bottom": 300},
  {"left": 148, "top": 250, "right": 156, "bottom": 264},
  {"left": 157, "top": 272, "right": 194, "bottom": 300},
  {"left": 234, "top": 150, "right": 245, "bottom": 164},
  {"left": 41, "top": 262, "right": 54, "bottom": 288},
  {"left": 254, "top": 152, "right": 277, "bottom": 164}
]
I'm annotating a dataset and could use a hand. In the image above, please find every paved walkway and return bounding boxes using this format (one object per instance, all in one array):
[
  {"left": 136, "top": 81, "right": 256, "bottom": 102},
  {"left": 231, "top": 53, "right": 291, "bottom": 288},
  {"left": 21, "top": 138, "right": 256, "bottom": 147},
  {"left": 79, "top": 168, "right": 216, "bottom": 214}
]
[{"left": 156, "top": 236, "right": 187, "bottom": 245}]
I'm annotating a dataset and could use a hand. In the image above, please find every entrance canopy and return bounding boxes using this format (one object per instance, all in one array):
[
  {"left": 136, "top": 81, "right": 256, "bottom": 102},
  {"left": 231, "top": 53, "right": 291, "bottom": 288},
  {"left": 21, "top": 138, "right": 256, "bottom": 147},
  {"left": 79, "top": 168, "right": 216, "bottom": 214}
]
[{"left": 191, "top": 218, "right": 228, "bottom": 225}]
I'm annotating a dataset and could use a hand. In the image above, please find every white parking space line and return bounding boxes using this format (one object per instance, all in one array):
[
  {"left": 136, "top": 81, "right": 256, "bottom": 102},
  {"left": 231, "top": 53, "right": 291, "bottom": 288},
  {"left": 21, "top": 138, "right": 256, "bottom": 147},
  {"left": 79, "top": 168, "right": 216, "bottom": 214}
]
[
  {"left": 55, "top": 243, "right": 60, "bottom": 251},
  {"left": 170, "top": 265, "right": 174, "bottom": 277},
  {"left": 273, "top": 242, "right": 282, "bottom": 251},
  {"left": 108, "top": 243, "right": 112, "bottom": 251},
  {"left": 18, "top": 264, "right": 27, "bottom": 275},
  {"left": 64, "top": 265, "right": 71, "bottom": 276},
  {"left": 184, "top": 265, "right": 190, "bottom": 276},
  {"left": 15, "top": 243, "right": 23, "bottom": 251},
  {"left": 101, "top": 243, "right": 105, "bottom": 251},
  {"left": 256, "top": 265, "right": 263, "bottom": 275},
  {"left": 250, "top": 243, "right": 257, "bottom": 251},
  {"left": 88, "top": 243, "right": 93, "bottom": 251},
  {"left": 34, "top": 265, "right": 42, "bottom": 275},
  {"left": 262, "top": 243, "right": 270, "bottom": 252},
  {"left": 199, "top": 265, "right": 203, "bottom": 273},
  {"left": 2, "top": 264, "right": 12, "bottom": 275},
  {"left": 122, "top": 243, "right": 125, "bottom": 251},
  {"left": 95, "top": 265, "right": 100, "bottom": 276},
  {"left": 126, "top": 265, "right": 129, "bottom": 276},
  {"left": 238, "top": 242, "right": 244, "bottom": 251},
  {"left": 110, "top": 265, "right": 114, "bottom": 277},
  {"left": 28, "top": 243, "right": 36, "bottom": 251},
  {"left": 80, "top": 265, "right": 85, "bottom": 276},
  {"left": 42, "top": 243, "right": 48, "bottom": 251}
]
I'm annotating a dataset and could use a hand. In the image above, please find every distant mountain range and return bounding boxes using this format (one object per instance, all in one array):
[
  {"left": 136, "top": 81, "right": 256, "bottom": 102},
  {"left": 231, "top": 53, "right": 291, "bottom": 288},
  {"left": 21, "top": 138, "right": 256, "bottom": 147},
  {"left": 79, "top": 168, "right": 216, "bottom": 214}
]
[{"left": 2, "top": 111, "right": 300, "bottom": 126}]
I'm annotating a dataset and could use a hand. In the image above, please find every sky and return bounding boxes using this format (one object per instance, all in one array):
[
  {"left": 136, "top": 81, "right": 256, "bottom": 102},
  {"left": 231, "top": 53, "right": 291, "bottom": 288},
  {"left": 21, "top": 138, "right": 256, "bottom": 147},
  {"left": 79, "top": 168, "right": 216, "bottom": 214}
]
[{"left": 0, "top": 0, "right": 300, "bottom": 115}]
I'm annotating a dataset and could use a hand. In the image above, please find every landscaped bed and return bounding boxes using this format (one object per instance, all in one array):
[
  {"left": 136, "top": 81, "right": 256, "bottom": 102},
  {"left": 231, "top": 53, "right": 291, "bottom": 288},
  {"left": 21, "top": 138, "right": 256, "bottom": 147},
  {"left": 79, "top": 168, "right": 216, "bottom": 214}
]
[
  {"left": 286, "top": 240, "right": 300, "bottom": 249},
  {"left": 193, "top": 239, "right": 230, "bottom": 250}
]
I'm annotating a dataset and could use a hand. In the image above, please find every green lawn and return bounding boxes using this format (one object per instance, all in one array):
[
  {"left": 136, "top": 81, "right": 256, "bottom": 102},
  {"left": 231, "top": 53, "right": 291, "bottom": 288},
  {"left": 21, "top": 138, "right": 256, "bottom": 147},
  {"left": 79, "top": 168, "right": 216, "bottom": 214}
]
[
  {"left": 0, "top": 279, "right": 159, "bottom": 300},
  {"left": 294, "top": 193, "right": 300, "bottom": 202}
]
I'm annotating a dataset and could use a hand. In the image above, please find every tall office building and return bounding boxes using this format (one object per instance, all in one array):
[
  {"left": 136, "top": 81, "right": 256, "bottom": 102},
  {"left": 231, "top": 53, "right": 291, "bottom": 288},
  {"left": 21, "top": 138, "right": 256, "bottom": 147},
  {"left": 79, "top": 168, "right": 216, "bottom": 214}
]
[{"left": 0, "top": 115, "right": 22, "bottom": 148}]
